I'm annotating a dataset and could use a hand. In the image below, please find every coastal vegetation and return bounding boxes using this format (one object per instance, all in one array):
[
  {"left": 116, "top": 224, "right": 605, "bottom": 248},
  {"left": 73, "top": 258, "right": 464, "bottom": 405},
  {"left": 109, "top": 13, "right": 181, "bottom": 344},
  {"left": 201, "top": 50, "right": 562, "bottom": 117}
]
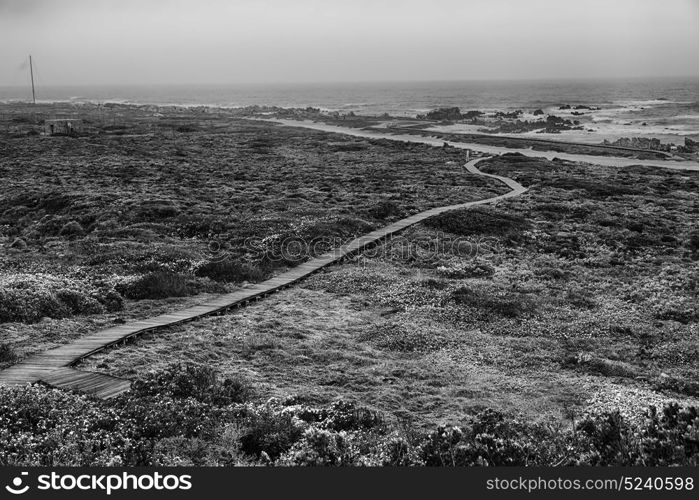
[
  {"left": 1, "top": 365, "right": 697, "bottom": 466},
  {"left": 1, "top": 103, "right": 698, "bottom": 466}
]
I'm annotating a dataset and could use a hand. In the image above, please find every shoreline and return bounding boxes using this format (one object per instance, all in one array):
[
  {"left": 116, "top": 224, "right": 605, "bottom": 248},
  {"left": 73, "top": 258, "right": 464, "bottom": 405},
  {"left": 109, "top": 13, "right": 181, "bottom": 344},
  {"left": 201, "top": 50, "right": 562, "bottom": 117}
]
[
  {"left": 265, "top": 118, "right": 699, "bottom": 171},
  {"left": 3, "top": 94, "right": 698, "bottom": 143},
  {"left": 3, "top": 100, "right": 698, "bottom": 167}
]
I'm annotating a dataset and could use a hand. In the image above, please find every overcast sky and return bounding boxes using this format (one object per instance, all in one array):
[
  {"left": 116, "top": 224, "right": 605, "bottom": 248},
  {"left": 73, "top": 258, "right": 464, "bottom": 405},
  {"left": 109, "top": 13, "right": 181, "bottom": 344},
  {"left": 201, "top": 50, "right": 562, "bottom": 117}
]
[{"left": 1, "top": 0, "right": 698, "bottom": 86}]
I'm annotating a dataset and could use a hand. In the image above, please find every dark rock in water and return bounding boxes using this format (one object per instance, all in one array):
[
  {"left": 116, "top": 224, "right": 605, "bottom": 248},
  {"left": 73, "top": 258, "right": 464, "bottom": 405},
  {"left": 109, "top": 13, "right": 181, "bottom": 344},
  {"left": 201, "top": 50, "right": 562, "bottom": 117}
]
[
  {"left": 685, "top": 138, "right": 697, "bottom": 152},
  {"left": 535, "top": 114, "right": 583, "bottom": 133},
  {"left": 642, "top": 122, "right": 647, "bottom": 126},
  {"left": 533, "top": 109, "right": 544, "bottom": 116},
  {"left": 462, "top": 110, "right": 483, "bottom": 120},
  {"left": 423, "top": 107, "right": 462, "bottom": 121},
  {"left": 494, "top": 110, "right": 522, "bottom": 119},
  {"left": 558, "top": 104, "right": 571, "bottom": 110}
]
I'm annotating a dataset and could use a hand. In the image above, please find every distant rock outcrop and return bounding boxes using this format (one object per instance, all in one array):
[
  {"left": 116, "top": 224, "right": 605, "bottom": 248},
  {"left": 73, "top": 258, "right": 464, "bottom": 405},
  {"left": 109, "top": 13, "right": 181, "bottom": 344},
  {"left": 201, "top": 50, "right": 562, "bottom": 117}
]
[
  {"left": 533, "top": 109, "right": 544, "bottom": 116},
  {"left": 462, "top": 110, "right": 484, "bottom": 121},
  {"left": 602, "top": 137, "right": 671, "bottom": 152},
  {"left": 422, "top": 107, "right": 462, "bottom": 121}
]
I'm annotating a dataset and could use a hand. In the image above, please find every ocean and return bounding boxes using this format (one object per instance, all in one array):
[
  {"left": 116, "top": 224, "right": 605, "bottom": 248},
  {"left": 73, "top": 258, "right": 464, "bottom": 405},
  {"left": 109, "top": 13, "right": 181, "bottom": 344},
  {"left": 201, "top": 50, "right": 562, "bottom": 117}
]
[{"left": 1, "top": 78, "right": 698, "bottom": 143}]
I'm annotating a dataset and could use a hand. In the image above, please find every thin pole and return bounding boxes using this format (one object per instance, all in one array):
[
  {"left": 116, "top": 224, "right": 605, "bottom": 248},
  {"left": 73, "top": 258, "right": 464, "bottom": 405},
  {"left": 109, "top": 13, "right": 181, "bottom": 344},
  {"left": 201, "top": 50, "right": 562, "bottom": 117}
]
[{"left": 29, "top": 55, "right": 36, "bottom": 105}]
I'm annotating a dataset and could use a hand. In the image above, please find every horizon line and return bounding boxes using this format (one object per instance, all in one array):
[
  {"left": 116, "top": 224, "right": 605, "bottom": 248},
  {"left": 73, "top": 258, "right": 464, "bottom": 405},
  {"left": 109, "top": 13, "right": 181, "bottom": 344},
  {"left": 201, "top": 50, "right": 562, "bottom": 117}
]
[{"left": 2, "top": 74, "right": 699, "bottom": 89}]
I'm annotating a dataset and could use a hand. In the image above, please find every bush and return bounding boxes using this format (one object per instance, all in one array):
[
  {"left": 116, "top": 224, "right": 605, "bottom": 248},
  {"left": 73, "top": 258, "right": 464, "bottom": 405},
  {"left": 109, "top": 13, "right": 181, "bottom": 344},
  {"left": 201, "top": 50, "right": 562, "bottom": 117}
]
[
  {"left": 0, "top": 343, "right": 17, "bottom": 363},
  {"left": 320, "top": 400, "right": 384, "bottom": 432},
  {"left": 451, "top": 286, "right": 534, "bottom": 318},
  {"left": 360, "top": 323, "right": 448, "bottom": 353},
  {"left": 688, "top": 232, "right": 699, "bottom": 253},
  {"left": 0, "top": 379, "right": 696, "bottom": 466},
  {"left": 419, "top": 409, "right": 567, "bottom": 466},
  {"left": 278, "top": 427, "right": 351, "bottom": 466},
  {"left": 55, "top": 289, "right": 105, "bottom": 315},
  {"left": 98, "top": 289, "right": 125, "bottom": 312},
  {"left": 238, "top": 407, "right": 305, "bottom": 461},
  {"left": 135, "top": 201, "right": 180, "bottom": 221},
  {"left": 0, "top": 274, "right": 124, "bottom": 323},
  {"left": 425, "top": 208, "right": 528, "bottom": 240},
  {"left": 194, "top": 259, "right": 266, "bottom": 283},
  {"left": 131, "top": 363, "right": 255, "bottom": 405},
  {"left": 654, "top": 376, "right": 699, "bottom": 397},
  {"left": 437, "top": 261, "right": 495, "bottom": 279},
  {"left": 565, "top": 288, "right": 597, "bottom": 309},
  {"left": 59, "top": 220, "right": 84, "bottom": 237},
  {"left": 117, "top": 271, "right": 190, "bottom": 300},
  {"left": 368, "top": 200, "right": 402, "bottom": 220}
]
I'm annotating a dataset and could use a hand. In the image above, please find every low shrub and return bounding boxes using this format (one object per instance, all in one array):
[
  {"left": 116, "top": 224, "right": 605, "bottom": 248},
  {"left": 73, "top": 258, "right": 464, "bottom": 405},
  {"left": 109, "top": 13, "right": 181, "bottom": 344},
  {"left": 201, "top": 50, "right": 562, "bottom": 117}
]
[
  {"left": 117, "top": 271, "right": 190, "bottom": 300},
  {"left": 360, "top": 324, "right": 448, "bottom": 353},
  {"left": 135, "top": 201, "right": 180, "bottom": 221},
  {"left": 0, "top": 274, "right": 118, "bottom": 323},
  {"left": 98, "top": 289, "right": 125, "bottom": 312},
  {"left": 0, "top": 343, "right": 17, "bottom": 363},
  {"left": 367, "top": 200, "right": 403, "bottom": 220},
  {"left": 238, "top": 406, "right": 305, "bottom": 461},
  {"left": 565, "top": 288, "right": 598, "bottom": 309},
  {"left": 0, "top": 372, "right": 696, "bottom": 466},
  {"left": 131, "top": 363, "right": 255, "bottom": 405},
  {"left": 425, "top": 208, "right": 528, "bottom": 240},
  {"left": 419, "top": 409, "right": 567, "bottom": 466},
  {"left": 59, "top": 220, "right": 84, "bottom": 237},
  {"left": 685, "top": 232, "right": 699, "bottom": 253},
  {"left": 451, "top": 286, "right": 535, "bottom": 318},
  {"left": 437, "top": 261, "right": 495, "bottom": 279},
  {"left": 194, "top": 259, "right": 266, "bottom": 283},
  {"left": 653, "top": 376, "right": 699, "bottom": 398},
  {"left": 563, "top": 353, "right": 641, "bottom": 379}
]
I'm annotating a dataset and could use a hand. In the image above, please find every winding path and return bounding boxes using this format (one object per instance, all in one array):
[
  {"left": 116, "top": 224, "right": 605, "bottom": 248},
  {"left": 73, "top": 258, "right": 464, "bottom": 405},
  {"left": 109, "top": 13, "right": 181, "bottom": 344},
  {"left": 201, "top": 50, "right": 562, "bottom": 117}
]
[{"left": 0, "top": 156, "right": 526, "bottom": 398}]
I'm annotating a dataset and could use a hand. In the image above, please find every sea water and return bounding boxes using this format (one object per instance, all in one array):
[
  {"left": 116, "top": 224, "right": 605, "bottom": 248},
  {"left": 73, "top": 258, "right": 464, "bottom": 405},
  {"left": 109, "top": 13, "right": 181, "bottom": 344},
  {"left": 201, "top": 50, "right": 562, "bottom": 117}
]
[{"left": 1, "top": 78, "right": 697, "bottom": 143}]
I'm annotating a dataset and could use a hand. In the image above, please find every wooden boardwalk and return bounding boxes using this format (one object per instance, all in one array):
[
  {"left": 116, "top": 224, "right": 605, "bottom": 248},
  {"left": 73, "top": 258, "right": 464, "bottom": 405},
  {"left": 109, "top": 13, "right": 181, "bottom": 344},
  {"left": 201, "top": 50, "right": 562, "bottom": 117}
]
[{"left": 0, "top": 158, "right": 527, "bottom": 399}]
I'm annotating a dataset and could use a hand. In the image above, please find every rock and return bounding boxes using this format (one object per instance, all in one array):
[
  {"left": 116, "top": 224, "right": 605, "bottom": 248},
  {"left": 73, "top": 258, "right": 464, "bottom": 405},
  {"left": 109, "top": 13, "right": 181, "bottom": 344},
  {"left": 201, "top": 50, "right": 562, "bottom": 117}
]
[
  {"left": 685, "top": 137, "right": 697, "bottom": 152},
  {"left": 533, "top": 109, "right": 544, "bottom": 116},
  {"left": 558, "top": 104, "right": 571, "bottom": 110},
  {"left": 606, "top": 136, "right": 671, "bottom": 152},
  {"left": 462, "top": 110, "right": 483, "bottom": 120},
  {"left": 423, "top": 107, "right": 462, "bottom": 121}
]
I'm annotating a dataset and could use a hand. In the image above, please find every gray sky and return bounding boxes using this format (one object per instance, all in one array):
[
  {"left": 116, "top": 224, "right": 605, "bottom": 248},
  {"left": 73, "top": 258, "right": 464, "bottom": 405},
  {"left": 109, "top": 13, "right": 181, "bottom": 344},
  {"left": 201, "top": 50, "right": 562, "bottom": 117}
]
[{"left": 1, "top": 0, "right": 698, "bottom": 85}]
